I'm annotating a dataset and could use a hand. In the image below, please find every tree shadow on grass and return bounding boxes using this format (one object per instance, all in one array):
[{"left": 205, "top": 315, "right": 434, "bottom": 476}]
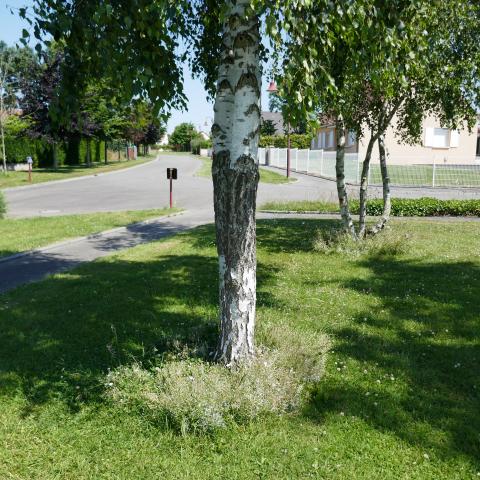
[
  {"left": 307, "top": 253, "right": 480, "bottom": 464},
  {"left": 0, "top": 229, "right": 281, "bottom": 414},
  {"left": 256, "top": 218, "right": 341, "bottom": 253}
]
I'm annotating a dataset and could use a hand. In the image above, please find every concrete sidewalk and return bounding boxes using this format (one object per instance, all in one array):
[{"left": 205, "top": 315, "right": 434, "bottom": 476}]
[{"left": 0, "top": 208, "right": 213, "bottom": 294}]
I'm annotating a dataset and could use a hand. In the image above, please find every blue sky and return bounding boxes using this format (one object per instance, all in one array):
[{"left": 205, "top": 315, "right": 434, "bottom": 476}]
[{"left": 0, "top": 0, "right": 270, "bottom": 133}]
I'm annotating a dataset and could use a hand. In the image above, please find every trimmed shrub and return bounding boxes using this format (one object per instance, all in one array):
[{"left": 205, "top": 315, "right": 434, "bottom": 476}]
[
  {"left": 350, "top": 198, "right": 480, "bottom": 217},
  {"left": 6, "top": 136, "right": 106, "bottom": 167},
  {"left": 191, "top": 137, "right": 212, "bottom": 155},
  {"left": 105, "top": 323, "right": 329, "bottom": 434},
  {"left": 0, "top": 192, "right": 6, "bottom": 219},
  {"left": 260, "top": 134, "right": 312, "bottom": 149}
]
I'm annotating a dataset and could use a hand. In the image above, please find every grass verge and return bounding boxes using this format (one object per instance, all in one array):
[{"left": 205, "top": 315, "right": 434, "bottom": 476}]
[
  {"left": 197, "top": 156, "right": 295, "bottom": 184},
  {"left": 0, "top": 208, "right": 179, "bottom": 258},
  {"left": 0, "top": 219, "right": 479, "bottom": 478},
  {"left": 0, "top": 155, "right": 156, "bottom": 189}
]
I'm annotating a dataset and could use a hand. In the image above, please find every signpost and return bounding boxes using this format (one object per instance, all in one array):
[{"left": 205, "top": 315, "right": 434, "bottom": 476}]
[
  {"left": 167, "top": 168, "right": 178, "bottom": 208},
  {"left": 26, "top": 156, "right": 33, "bottom": 183}
]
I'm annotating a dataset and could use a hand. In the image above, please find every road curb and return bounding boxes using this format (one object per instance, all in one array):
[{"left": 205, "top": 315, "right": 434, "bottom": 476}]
[{"left": 0, "top": 210, "right": 185, "bottom": 265}]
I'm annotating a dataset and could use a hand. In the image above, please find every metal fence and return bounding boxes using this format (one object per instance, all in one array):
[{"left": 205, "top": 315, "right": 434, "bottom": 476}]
[{"left": 258, "top": 147, "right": 480, "bottom": 188}]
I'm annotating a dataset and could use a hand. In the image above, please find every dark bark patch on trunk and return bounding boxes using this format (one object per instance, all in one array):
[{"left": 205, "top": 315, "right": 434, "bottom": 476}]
[{"left": 235, "top": 72, "right": 260, "bottom": 96}]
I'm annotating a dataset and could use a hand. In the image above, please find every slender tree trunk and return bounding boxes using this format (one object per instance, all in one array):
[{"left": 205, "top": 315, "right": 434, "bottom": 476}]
[
  {"left": 86, "top": 138, "right": 91, "bottom": 167},
  {"left": 52, "top": 142, "right": 58, "bottom": 170},
  {"left": 104, "top": 141, "right": 108, "bottom": 164},
  {"left": 369, "top": 134, "right": 392, "bottom": 235},
  {"left": 0, "top": 95, "right": 6, "bottom": 174},
  {"left": 335, "top": 115, "right": 356, "bottom": 238},
  {"left": 358, "top": 135, "right": 376, "bottom": 238},
  {"left": 212, "top": 0, "right": 261, "bottom": 366}
]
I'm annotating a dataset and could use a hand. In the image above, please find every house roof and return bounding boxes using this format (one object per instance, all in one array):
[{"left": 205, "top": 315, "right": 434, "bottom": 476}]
[{"left": 261, "top": 111, "right": 285, "bottom": 135}]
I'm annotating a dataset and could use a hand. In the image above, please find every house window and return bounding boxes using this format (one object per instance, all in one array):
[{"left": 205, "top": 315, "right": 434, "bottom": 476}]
[
  {"left": 433, "top": 128, "right": 450, "bottom": 148},
  {"left": 320, "top": 131, "right": 326, "bottom": 148},
  {"left": 347, "top": 131, "right": 356, "bottom": 146},
  {"left": 326, "top": 130, "right": 334, "bottom": 148},
  {"left": 425, "top": 127, "right": 451, "bottom": 148}
]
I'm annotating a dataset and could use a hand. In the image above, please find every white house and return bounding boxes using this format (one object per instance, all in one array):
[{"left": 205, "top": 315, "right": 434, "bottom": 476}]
[{"left": 312, "top": 115, "right": 478, "bottom": 165}]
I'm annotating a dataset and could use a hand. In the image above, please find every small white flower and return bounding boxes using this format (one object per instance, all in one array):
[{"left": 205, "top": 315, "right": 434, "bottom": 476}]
[
  {"left": 339, "top": 411, "right": 345, "bottom": 416},
  {"left": 365, "top": 392, "right": 370, "bottom": 396},
  {"left": 363, "top": 369, "right": 368, "bottom": 374},
  {"left": 423, "top": 453, "right": 429, "bottom": 460}
]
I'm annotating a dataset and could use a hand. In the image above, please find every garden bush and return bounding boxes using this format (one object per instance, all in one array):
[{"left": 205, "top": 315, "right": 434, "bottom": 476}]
[
  {"left": 5, "top": 136, "right": 106, "bottom": 167},
  {"left": 105, "top": 323, "right": 329, "bottom": 434},
  {"left": 350, "top": 197, "right": 480, "bottom": 217},
  {"left": 259, "top": 134, "right": 312, "bottom": 149}
]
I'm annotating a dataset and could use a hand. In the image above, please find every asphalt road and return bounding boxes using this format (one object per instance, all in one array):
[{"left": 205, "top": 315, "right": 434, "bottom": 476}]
[{"left": 4, "top": 154, "right": 339, "bottom": 218}]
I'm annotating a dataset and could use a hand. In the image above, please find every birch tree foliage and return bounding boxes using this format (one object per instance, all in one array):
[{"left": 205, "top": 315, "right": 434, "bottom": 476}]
[
  {"left": 20, "top": 1, "right": 189, "bottom": 119},
  {"left": 271, "top": 0, "right": 480, "bottom": 237}
]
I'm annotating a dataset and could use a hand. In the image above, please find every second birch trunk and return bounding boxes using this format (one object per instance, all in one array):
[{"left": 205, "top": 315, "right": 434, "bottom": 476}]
[
  {"left": 358, "top": 136, "right": 376, "bottom": 238},
  {"left": 335, "top": 116, "right": 356, "bottom": 238},
  {"left": 369, "top": 134, "right": 392, "bottom": 235}
]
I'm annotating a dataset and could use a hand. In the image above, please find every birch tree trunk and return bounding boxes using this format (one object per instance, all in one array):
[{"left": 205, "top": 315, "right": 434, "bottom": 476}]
[
  {"left": 335, "top": 115, "right": 356, "bottom": 238},
  {"left": 0, "top": 71, "right": 7, "bottom": 174},
  {"left": 212, "top": 0, "right": 261, "bottom": 366},
  {"left": 358, "top": 136, "right": 376, "bottom": 238},
  {"left": 369, "top": 133, "right": 392, "bottom": 235},
  {"left": 0, "top": 111, "right": 6, "bottom": 173}
]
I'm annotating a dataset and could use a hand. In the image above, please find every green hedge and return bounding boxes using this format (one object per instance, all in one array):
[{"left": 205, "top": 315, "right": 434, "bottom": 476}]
[
  {"left": 259, "top": 134, "right": 312, "bottom": 149},
  {"left": 5, "top": 137, "right": 105, "bottom": 168},
  {"left": 350, "top": 197, "right": 480, "bottom": 217},
  {"left": 0, "top": 192, "right": 6, "bottom": 219}
]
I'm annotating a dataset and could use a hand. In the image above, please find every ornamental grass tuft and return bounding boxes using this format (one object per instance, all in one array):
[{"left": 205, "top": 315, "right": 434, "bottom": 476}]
[{"left": 105, "top": 324, "right": 329, "bottom": 434}]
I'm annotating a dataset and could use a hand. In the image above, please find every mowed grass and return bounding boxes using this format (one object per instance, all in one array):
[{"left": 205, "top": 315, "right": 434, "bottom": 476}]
[
  {"left": 0, "top": 208, "right": 179, "bottom": 258},
  {"left": 0, "top": 155, "right": 156, "bottom": 189},
  {"left": 0, "top": 219, "right": 479, "bottom": 479},
  {"left": 368, "top": 164, "right": 480, "bottom": 187},
  {"left": 196, "top": 156, "right": 295, "bottom": 184}
]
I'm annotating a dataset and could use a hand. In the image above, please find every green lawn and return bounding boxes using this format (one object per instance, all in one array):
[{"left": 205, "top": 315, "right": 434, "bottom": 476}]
[
  {"left": 0, "top": 155, "right": 156, "bottom": 189},
  {"left": 0, "top": 208, "right": 178, "bottom": 258},
  {"left": 0, "top": 219, "right": 479, "bottom": 478},
  {"left": 197, "top": 156, "right": 295, "bottom": 184},
  {"left": 368, "top": 164, "right": 480, "bottom": 188}
]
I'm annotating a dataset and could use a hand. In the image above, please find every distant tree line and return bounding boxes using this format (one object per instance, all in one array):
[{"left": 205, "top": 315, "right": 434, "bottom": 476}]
[{"left": 0, "top": 42, "right": 166, "bottom": 169}]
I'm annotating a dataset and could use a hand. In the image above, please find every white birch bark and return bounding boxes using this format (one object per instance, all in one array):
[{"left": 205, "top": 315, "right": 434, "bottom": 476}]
[
  {"left": 0, "top": 61, "right": 7, "bottom": 173},
  {"left": 369, "top": 133, "right": 392, "bottom": 235},
  {"left": 335, "top": 115, "right": 356, "bottom": 238},
  {"left": 0, "top": 104, "right": 6, "bottom": 173},
  {"left": 358, "top": 136, "right": 376, "bottom": 238},
  {"left": 211, "top": 0, "right": 261, "bottom": 366}
]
